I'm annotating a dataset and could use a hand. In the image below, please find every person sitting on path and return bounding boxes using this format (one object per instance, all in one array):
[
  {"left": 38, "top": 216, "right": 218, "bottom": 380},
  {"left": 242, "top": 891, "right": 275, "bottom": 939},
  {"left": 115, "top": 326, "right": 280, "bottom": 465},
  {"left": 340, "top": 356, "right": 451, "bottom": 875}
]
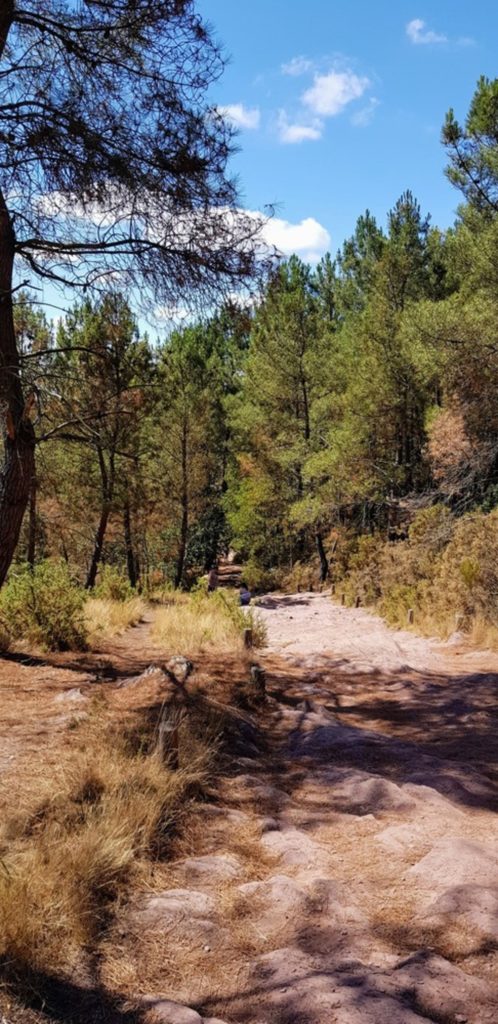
[{"left": 239, "top": 582, "right": 251, "bottom": 606}]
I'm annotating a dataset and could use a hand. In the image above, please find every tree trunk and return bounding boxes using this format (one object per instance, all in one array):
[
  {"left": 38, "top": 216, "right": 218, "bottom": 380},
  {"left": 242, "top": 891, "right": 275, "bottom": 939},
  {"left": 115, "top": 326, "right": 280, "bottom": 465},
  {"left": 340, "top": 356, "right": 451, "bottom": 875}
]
[
  {"left": 0, "top": 185, "right": 35, "bottom": 585},
  {"left": 86, "top": 503, "right": 111, "bottom": 589},
  {"left": 174, "top": 418, "right": 189, "bottom": 589},
  {"left": 123, "top": 499, "right": 138, "bottom": 588},
  {"left": 315, "top": 531, "right": 329, "bottom": 583},
  {"left": 27, "top": 475, "right": 37, "bottom": 568},
  {"left": 85, "top": 448, "right": 114, "bottom": 589}
]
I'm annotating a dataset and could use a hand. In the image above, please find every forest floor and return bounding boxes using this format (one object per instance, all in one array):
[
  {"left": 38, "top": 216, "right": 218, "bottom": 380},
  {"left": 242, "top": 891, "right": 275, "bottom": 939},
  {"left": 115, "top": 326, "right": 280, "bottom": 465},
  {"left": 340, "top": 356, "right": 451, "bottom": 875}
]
[{"left": 2, "top": 594, "right": 498, "bottom": 1022}]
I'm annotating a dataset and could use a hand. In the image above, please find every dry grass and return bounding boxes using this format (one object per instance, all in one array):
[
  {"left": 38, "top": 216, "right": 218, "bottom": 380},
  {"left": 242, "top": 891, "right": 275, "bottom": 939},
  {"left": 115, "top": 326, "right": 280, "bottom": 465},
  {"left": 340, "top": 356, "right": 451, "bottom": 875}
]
[
  {"left": 469, "top": 615, "right": 498, "bottom": 651},
  {"left": 0, "top": 698, "right": 216, "bottom": 984},
  {"left": 85, "top": 596, "right": 146, "bottom": 644},
  {"left": 150, "top": 590, "right": 265, "bottom": 656}
]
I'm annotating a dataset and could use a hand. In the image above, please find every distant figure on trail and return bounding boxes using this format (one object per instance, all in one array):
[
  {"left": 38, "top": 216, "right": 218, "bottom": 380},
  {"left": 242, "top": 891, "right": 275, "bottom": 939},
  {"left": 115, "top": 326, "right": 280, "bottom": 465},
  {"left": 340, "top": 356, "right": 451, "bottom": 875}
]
[
  {"left": 207, "top": 565, "right": 218, "bottom": 593},
  {"left": 239, "top": 582, "right": 251, "bottom": 606}
]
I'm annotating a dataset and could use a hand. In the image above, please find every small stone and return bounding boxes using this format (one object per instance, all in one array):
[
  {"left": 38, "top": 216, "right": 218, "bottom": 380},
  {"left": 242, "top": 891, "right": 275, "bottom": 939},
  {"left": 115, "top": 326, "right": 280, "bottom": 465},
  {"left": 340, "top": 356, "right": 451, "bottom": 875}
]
[
  {"left": 166, "top": 656, "right": 193, "bottom": 683},
  {"left": 203, "top": 944, "right": 211, "bottom": 952}
]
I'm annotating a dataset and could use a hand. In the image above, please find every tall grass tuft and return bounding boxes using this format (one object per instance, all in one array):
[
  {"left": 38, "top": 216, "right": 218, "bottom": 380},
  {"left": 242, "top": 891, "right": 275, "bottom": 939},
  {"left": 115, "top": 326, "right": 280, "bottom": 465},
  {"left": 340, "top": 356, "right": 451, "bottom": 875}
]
[
  {"left": 0, "top": 705, "right": 215, "bottom": 982},
  {"left": 85, "top": 596, "right": 146, "bottom": 644},
  {"left": 151, "top": 589, "right": 266, "bottom": 655}
]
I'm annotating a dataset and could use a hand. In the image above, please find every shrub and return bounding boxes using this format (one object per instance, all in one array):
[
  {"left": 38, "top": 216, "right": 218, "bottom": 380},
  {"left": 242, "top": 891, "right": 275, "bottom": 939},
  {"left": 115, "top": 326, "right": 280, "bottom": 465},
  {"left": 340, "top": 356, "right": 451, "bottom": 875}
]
[
  {"left": 431, "top": 510, "right": 498, "bottom": 626},
  {"left": 93, "top": 565, "right": 135, "bottom": 602},
  {"left": 0, "top": 561, "right": 87, "bottom": 651},
  {"left": 332, "top": 505, "right": 498, "bottom": 643},
  {"left": 242, "top": 560, "right": 280, "bottom": 594}
]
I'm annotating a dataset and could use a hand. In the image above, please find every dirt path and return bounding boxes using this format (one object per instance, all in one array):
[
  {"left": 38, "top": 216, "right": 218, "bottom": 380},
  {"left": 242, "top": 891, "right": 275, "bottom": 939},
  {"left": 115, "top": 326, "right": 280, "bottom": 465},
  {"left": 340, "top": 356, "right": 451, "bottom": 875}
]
[
  {"left": 118, "top": 593, "right": 498, "bottom": 1024},
  {"left": 3, "top": 597, "right": 498, "bottom": 1023}
]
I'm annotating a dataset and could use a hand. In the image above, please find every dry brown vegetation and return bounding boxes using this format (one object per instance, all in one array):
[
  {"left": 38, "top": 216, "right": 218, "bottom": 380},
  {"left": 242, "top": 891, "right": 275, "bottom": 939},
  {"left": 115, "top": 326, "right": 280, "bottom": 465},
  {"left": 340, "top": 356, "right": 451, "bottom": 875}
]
[
  {"left": 331, "top": 505, "right": 498, "bottom": 646},
  {"left": 0, "top": 698, "right": 216, "bottom": 988},
  {"left": 151, "top": 589, "right": 266, "bottom": 655},
  {"left": 85, "top": 596, "right": 147, "bottom": 644}
]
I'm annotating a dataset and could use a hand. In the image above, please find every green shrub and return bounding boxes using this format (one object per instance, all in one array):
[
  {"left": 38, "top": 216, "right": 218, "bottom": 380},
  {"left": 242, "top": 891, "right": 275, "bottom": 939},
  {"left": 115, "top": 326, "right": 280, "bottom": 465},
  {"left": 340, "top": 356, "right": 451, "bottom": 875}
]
[
  {"left": 0, "top": 561, "right": 88, "bottom": 651},
  {"left": 94, "top": 565, "right": 135, "bottom": 602},
  {"left": 242, "top": 560, "right": 280, "bottom": 594}
]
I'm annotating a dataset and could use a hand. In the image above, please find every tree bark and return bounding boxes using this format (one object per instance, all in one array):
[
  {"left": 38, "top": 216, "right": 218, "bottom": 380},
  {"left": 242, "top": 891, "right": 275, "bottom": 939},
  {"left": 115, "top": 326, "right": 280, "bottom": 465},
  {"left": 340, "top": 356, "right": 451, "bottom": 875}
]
[
  {"left": 123, "top": 499, "right": 138, "bottom": 588},
  {"left": 85, "top": 448, "right": 114, "bottom": 589},
  {"left": 0, "top": 185, "right": 35, "bottom": 585},
  {"left": 315, "top": 530, "right": 329, "bottom": 583},
  {"left": 27, "top": 475, "right": 37, "bottom": 568},
  {"left": 86, "top": 502, "right": 111, "bottom": 589},
  {"left": 174, "top": 418, "right": 189, "bottom": 589}
]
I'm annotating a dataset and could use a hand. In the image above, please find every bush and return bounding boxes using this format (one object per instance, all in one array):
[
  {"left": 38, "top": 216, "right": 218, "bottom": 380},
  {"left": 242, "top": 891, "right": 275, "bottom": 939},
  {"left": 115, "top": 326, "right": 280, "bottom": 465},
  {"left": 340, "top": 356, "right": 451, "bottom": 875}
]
[
  {"left": 242, "top": 560, "right": 280, "bottom": 594},
  {"left": 331, "top": 505, "right": 498, "bottom": 642},
  {"left": 431, "top": 510, "right": 498, "bottom": 626},
  {"left": 93, "top": 565, "right": 135, "bottom": 602},
  {"left": 0, "top": 561, "right": 88, "bottom": 651}
]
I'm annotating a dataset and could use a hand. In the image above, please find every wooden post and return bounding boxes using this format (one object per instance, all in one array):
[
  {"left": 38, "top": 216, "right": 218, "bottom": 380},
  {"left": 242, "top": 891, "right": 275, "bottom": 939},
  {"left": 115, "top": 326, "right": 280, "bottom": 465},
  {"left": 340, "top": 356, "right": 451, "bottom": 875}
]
[
  {"left": 243, "top": 627, "right": 253, "bottom": 649},
  {"left": 340, "top": 593, "right": 346, "bottom": 606},
  {"left": 407, "top": 608, "right": 414, "bottom": 625},
  {"left": 354, "top": 595, "right": 361, "bottom": 608},
  {"left": 250, "top": 665, "right": 266, "bottom": 700}
]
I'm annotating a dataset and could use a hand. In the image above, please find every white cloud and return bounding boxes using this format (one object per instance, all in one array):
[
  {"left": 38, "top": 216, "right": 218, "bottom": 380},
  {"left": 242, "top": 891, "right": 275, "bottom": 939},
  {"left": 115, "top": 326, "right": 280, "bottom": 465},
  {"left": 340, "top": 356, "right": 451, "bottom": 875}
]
[
  {"left": 351, "top": 97, "right": 380, "bottom": 127},
  {"left": 281, "top": 56, "right": 313, "bottom": 77},
  {"left": 217, "top": 103, "right": 260, "bottom": 130},
  {"left": 277, "top": 111, "right": 322, "bottom": 144},
  {"left": 302, "top": 70, "right": 370, "bottom": 117},
  {"left": 406, "top": 19, "right": 447, "bottom": 45},
  {"left": 259, "top": 214, "right": 330, "bottom": 262}
]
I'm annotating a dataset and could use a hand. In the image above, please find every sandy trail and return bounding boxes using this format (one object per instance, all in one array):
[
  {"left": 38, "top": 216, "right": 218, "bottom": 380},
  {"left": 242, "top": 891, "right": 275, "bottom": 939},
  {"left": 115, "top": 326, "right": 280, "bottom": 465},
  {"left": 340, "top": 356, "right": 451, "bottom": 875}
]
[
  {"left": 113, "top": 595, "right": 498, "bottom": 1024},
  {"left": 257, "top": 590, "right": 470, "bottom": 673}
]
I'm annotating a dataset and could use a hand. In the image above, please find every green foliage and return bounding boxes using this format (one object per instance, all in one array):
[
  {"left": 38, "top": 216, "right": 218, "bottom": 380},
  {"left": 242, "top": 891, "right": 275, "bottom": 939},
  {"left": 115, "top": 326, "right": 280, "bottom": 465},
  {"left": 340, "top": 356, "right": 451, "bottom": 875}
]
[
  {"left": 94, "top": 566, "right": 135, "bottom": 602},
  {"left": 0, "top": 562, "right": 87, "bottom": 651},
  {"left": 443, "top": 77, "right": 498, "bottom": 214}
]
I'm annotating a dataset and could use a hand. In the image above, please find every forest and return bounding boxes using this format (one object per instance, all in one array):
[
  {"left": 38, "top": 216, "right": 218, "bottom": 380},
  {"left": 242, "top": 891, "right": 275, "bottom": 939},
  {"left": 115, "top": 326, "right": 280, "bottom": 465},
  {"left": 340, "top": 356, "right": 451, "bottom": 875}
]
[
  {"left": 2, "top": 74, "right": 497, "bottom": 648},
  {"left": 2, "top": 8, "right": 498, "bottom": 1024}
]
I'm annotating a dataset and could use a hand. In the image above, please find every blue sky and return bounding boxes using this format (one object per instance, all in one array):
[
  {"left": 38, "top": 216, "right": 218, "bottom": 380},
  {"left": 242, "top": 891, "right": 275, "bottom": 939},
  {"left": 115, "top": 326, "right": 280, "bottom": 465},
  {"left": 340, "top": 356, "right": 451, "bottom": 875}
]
[
  {"left": 200, "top": 0, "right": 498, "bottom": 261},
  {"left": 29, "top": 2, "right": 497, "bottom": 330}
]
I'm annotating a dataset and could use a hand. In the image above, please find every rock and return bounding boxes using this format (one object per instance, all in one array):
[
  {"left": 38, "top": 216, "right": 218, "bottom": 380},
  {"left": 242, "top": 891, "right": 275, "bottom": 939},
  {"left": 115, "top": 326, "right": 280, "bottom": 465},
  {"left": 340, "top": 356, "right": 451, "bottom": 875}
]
[
  {"left": 166, "top": 656, "right": 193, "bottom": 683},
  {"left": 299, "top": 767, "right": 416, "bottom": 816},
  {"left": 182, "top": 854, "right": 243, "bottom": 884},
  {"left": 55, "top": 688, "right": 86, "bottom": 703},
  {"left": 374, "top": 823, "right": 428, "bottom": 853},
  {"left": 391, "top": 951, "right": 498, "bottom": 1022},
  {"left": 138, "top": 889, "right": 216, "bottom": 925},
  {"left": 120, "top": 665, "right": 171, "bottom": 689},
  {"left": 250, "top": 947, "right": 434, "bottom": 1023},
  {"left": 408, "top": 838, "right": 498, "bottom": 892},
  {"left": 261, "top": 828, "right": 329, "bottom": 868},
  {"left": 142, "top": 997, "right": 202, "bottom": 1024},
  {"left": 237, "top": 875, "right": 309, "bottom": 940},
  {"left": 133, "top": 889, "right": 223, "bottom": 949},
  {"left": 329, "top": 772, "right": 416, "bottom": 816},
  {"left": 422, "top": 884, "right": 498, "bottom": 941}
]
